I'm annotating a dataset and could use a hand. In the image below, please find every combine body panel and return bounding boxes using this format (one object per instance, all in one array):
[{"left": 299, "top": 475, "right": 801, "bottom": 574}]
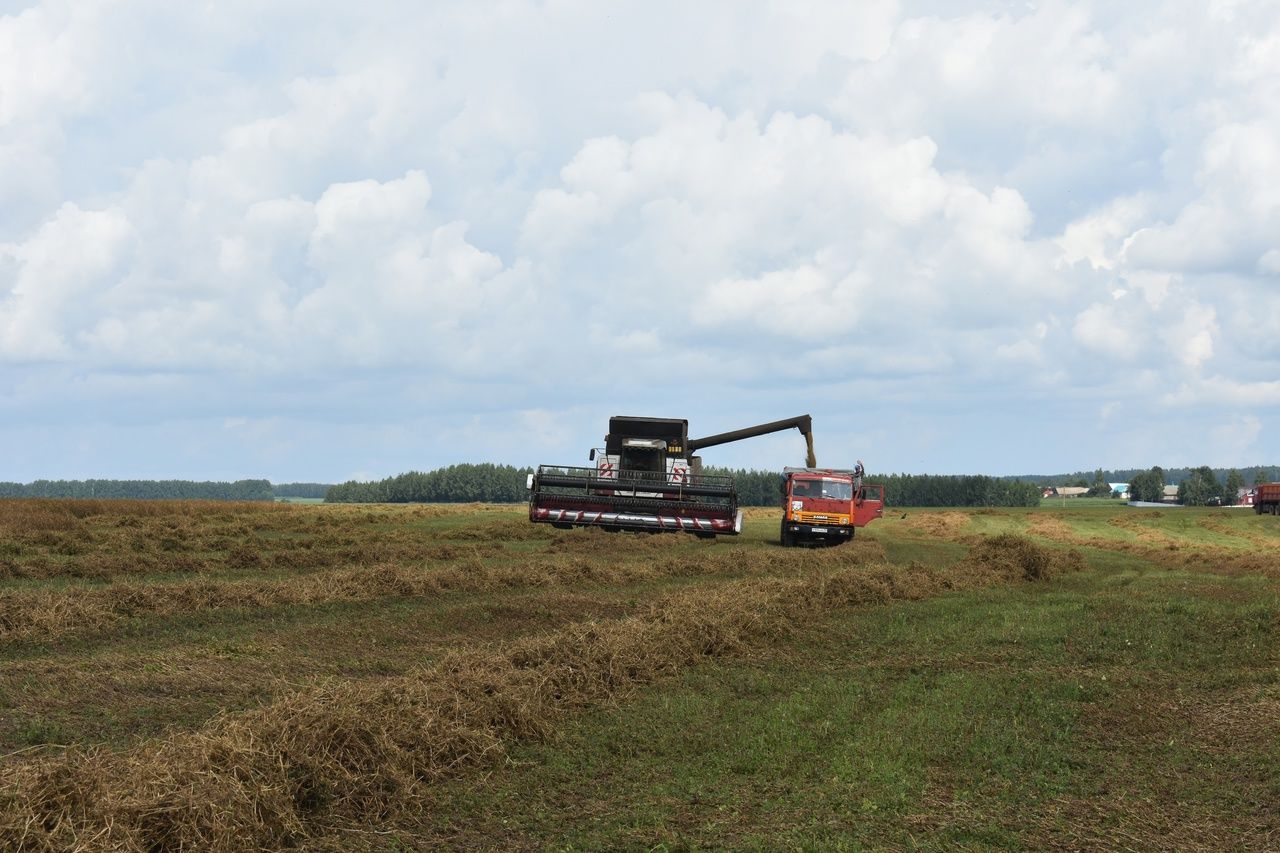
[
  {"left": 1255, "top": 483, "right": 1280, "bottom": 515},
  {"left": 528, "top": 414, "right": 813, "bottom": 538},
  {"left": 779, "top": 466, "right": 884, "bottom": 547}
]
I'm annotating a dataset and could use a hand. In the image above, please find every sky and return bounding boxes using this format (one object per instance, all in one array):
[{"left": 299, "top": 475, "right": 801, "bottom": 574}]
[{"left": 1, "top": 0, "right": 1278, "bottom": 483}]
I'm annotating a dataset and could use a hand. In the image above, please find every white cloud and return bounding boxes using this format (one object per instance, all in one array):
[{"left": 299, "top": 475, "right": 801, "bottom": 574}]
[
  {"left": 1, "top": 0, "right": 1278, "bottom": 480},
  {"left": 1072, "top": 302, "right": 1136, "bottom": 360},
  {"left": 0, "top": 203, "right": 135, "bottom": 361},
  {"left": 1164, "top": 377, "right": 1280, "bottom": 407},
  {"left": 1208, "top": 414, "right": 1263, "bottom": 466},
  {"left": 1164, "top": 304, "right": 1219, "bottom": 370}
]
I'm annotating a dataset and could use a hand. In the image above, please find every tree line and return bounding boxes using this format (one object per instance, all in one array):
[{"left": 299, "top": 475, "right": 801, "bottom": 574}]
[
  {"left": 8, "top": 464, "right": 1268, "bottom": 507},
  {"left": 272, "top": 483, "right": 332, "bottom": 499},
  {"left": 326, "top": 465, "right": 1040, "bottom": 508},
  {"left": 1008, "top": 465, "right": 1275, "bottom": 490},
  {"left": 1126, "top": 465, "right": 1256, "bottom": 506},
  {"left": 0, "top": 479, "right": 276, "bottom": 501},
  {"left": 325, "top": 464, "right": 534, "bottom": 503}
]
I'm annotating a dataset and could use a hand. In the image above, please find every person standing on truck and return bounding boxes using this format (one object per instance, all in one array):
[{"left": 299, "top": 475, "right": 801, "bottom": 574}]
[{"left": 853, "top": 460, "right": 865, "bottom": 493}]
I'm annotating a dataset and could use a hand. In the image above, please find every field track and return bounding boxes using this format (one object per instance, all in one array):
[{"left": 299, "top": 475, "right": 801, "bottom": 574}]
[{"left": 1, "top": 499, "right": 1277, "bottom": 849}]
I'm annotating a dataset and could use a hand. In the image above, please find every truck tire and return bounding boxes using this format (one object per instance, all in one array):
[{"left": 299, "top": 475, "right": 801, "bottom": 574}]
[{"left": 780, "top": 521, "right": 794, "bottom": 548}]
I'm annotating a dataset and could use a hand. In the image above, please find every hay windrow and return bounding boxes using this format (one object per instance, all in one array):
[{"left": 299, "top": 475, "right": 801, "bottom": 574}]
[
  {"left": 901, "top": 511, "right": 973, "bottom": 541},
  {"left": 1025, "top": 513, "right": 1280, "bottom": 580},
  {"left": 0, "top": 537, "right": 889, "bottom": 645},
  {"left": 0, "top": 539, "right": 1076, "bottom": 851},
  {"left": 0, "top": 499, "right": 533, "bottom": 582}
]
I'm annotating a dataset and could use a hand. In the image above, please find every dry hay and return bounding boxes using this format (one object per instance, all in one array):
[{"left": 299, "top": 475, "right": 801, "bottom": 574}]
[
  {"left": 436, "top": 518, "right": 551, "bottom": 542},
  {"left": 1106, "top": 514, "right": 1188, "bottom": 549},
  {"left": 543, "top": 527, "right": 697, "bottom": 554},
  {"left": 901, "top": 511, "right": 972, "bottom": 541},
  {"left": 1194, "top": 515, "right": 1279, "bottom": 549},
  {"left": 1022, "top": 514, "right": 1280, "bottom": 580},
  {"left": 956, "top": 533, "right": 1084, "bottom": 582},
  {"left": 0, "top": 538, "right": 1078, "bottom": 851},
  {"left": 1025, "top": 514, "right": 1094, "bottom": 545},
  {"left": 1, "top": 528, "right": 895, "bottom": 645},
  {"left": 0, "top": 500, "right": 525, "bottom": 583}
]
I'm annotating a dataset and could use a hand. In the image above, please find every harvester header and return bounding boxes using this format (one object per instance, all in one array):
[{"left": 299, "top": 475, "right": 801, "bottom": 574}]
[{"left": 527, "top": 414, "right": 814, "bottom": 538}]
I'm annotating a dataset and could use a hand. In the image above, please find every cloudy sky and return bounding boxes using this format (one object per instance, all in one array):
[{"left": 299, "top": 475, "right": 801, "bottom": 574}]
[{"left": 1, "top": 0, "right": 1278, "bottom": 483}]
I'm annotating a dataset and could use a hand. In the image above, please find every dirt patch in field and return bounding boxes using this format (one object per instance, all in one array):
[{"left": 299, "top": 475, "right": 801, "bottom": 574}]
[{"left": 0, "top": 543, "right": 1076, "bottom": 851}]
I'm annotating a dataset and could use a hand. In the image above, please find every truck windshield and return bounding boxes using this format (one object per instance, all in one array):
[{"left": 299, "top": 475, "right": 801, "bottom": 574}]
[{"left": 818, "top": 479, "right": 852, "bottom": 500}]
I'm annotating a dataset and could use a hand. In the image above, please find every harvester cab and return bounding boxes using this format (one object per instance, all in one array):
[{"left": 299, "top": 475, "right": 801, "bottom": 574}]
[{"left": 528, "top": 414, "right": 813, "bottom": 538}]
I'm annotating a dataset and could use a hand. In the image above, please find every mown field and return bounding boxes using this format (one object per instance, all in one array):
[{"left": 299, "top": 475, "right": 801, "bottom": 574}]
[{"left": 1, "top": 498, "right": 1277, "bottom": 850}]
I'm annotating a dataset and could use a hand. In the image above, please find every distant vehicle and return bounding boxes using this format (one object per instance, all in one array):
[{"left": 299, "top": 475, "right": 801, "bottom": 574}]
[
  {"left": 1255, "top": 483, "right": 1280, "bottom": 515},
  {"left": 779, "top": 464, "right": 884, "bottom": 547}
]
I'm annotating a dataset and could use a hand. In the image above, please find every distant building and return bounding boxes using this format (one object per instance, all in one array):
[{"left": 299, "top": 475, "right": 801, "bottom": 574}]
[
  {"left": 1051, "top": 486, "right": 1090, "bottom": 498},
  {"left": 1109, "top": 482, "right": 1129, "bottom": 499},
  {"left": 1163, "top": 485, "right": 1180, "bottom": 503}
]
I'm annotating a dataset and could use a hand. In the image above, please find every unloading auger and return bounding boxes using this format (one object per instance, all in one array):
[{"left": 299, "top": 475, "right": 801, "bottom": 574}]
[{"left": 527, "top": 414, "right": 813, "bottom": 538}]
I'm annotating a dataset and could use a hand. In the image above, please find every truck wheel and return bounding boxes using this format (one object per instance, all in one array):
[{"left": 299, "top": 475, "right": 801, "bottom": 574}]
[{"left": 779, "top": 522, "right": 793, "bottom": 548}]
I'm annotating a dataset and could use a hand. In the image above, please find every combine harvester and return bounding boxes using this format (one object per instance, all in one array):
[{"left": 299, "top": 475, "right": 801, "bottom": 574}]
[{"left": 527, "top": 415, "right": 815, "bottom": 538}]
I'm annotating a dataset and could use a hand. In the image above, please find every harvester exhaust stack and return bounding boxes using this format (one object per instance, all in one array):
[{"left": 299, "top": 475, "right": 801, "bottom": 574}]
[{"left": 527, "top": 414, "right": 814, "bottom": 538}]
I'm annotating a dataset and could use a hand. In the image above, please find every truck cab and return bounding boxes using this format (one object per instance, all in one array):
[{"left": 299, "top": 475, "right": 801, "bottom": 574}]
[{"left": 780, "top": 467, "right": 884, "bottom": 547}]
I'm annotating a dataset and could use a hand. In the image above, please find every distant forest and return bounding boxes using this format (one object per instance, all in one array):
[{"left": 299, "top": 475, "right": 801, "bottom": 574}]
[
  {"left": 1006, "top": 466, "right": 1276, "bottom": 488},
  {"left": 3, "top": 464, "right": 1272, "bottom": 507},
  {"left": 0, "top": 479, "right": 277, "bottom": 501},
  {"left": 324, "top": 465, "right": 1042, "bottom": 508}
]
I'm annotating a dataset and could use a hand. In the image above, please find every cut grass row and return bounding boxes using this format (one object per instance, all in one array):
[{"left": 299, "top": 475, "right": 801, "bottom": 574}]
[
  {"left": 0, "top": 534, "right": 887, "bottom": 645},
  {"left": 0, "top": 536, "right": 1080, "bottom": 851},
  {"left": 404, "top": 563, "right": 1279, "bottom": 850},
  {"left": 887, "top": 506, "right": 1280, "bottom": 579},
  {"left": 0, "top": 500, "right": 539, "bottom": 582}
]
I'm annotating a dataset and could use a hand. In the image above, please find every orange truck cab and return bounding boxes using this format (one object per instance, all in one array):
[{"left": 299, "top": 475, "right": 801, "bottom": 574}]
[{"left": 780, "top": 466, "right": 884, "bottom": 547}]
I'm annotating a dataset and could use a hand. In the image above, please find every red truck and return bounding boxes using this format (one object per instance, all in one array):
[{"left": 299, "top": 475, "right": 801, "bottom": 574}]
[
  {"left": 779, "top": 465, "right": 885, "bottom": 547},
  {"left": 1255, "top": 483, "right": 1280, "bottom": 515}
]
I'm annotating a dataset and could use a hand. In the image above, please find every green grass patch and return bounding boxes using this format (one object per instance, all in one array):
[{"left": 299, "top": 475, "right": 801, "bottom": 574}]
[{"left": 408, "top": 561, "right": 1280, "bottom": 850}]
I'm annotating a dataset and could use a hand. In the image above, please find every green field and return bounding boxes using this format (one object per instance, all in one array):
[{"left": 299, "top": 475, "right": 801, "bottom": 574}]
[{"left": 1, "top": 500, "right": 1277, "bottom": 850}]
